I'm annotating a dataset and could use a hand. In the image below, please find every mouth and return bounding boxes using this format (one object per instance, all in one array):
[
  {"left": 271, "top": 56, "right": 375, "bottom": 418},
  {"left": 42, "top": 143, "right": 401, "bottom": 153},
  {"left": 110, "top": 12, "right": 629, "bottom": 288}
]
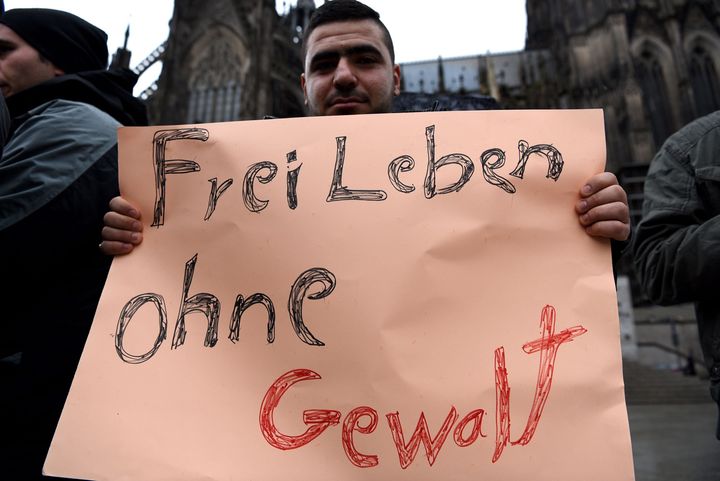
[
  {"left": 331, "top": 97, "right": 366, "bottom": 107},
  {"left": 327, "top": 96, "right": 369, "bottom": 114}
]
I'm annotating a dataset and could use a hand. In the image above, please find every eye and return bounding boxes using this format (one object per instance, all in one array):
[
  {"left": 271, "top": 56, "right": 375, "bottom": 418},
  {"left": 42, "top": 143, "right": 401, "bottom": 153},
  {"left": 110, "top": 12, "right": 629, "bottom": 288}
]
[
  {"left": 356, "top": 55, "right": 379, "bottom": 65},
  {"left": 309, "top": 54, "right": 340, "bottom": 74},
  {"left": 0, "top": 44, "right": 14, "bottom": 57},
  {"left": 313, "top": 60, "right": 335, "bottom": 72}
]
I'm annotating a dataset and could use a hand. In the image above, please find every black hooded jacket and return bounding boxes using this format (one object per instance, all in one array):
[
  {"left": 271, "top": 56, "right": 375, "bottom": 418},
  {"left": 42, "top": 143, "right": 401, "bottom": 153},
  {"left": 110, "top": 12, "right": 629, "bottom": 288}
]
[
  {"left": 0, "top": 69, "right": 147, "bottom": 481},
  {"left": 6, "top": 67, "right": 148, "bottom": 128}
]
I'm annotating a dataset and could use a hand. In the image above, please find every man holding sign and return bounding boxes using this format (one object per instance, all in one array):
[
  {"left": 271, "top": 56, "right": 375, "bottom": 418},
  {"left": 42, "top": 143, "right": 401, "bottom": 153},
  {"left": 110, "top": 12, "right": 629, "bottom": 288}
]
[
  {"left": 99, "top": 0, "right": 630, "bottom": 251},
  {"left": 46, "top": 1, "right": 636, "bottom": 480}
]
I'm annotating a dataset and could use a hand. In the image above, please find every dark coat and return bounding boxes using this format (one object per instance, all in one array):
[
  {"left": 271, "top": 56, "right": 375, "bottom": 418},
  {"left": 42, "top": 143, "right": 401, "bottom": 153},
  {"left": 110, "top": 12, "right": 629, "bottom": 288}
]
[
  {"left": 631, "top": 110, "right": 720, "bottom": 440},
  {"left": 0, "top": 69, "right": 147, "bottom": 480}
]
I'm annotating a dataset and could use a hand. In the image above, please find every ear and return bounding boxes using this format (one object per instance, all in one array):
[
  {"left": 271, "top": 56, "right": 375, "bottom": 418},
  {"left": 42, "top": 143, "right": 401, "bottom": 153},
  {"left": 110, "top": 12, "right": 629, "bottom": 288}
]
[
  {"left": 392, "top": 64, "right": 401, "bottom": 96},
  {"left": 300, "top": 72, "right": 308, "bottom": 105}
]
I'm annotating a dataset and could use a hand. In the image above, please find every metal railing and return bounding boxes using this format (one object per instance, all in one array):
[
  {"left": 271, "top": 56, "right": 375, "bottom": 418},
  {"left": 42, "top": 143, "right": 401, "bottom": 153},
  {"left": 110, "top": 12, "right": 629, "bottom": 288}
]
[{"left": 637, "top": 341, "right": 700, "bottom": 375}]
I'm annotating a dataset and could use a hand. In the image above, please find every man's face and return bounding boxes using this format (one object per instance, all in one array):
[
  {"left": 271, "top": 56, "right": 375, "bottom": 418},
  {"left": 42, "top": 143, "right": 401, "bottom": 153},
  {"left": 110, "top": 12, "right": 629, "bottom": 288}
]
[
  {"left": 301, "top": 19, "right": 400, "bottom": 116},
  {"left": 0, "top": 24, "right": 63, "bottom": 97}
]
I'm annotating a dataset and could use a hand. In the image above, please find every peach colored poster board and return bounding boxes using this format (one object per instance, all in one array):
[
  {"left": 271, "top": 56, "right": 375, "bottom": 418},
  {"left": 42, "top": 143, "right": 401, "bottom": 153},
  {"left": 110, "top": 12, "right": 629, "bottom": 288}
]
[{"left": 46, "top": 110, "right": 635, "bottom": 480}]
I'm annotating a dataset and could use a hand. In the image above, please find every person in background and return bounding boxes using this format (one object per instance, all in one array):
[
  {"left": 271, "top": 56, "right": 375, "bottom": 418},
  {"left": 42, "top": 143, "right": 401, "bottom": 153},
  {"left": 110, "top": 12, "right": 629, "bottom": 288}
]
[
  {"left": 631, "top": 110, "right": 720, "bottom": 440},
  {"left": 0, "top": 9, "right": 147, "bottom": 480}
]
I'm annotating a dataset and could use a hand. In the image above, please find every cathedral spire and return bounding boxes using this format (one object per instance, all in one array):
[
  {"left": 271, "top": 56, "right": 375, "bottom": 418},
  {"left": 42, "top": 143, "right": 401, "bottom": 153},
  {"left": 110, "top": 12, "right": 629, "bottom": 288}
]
[
  {"left": 123, "top": 24, "right": 129, "bottom": 50},
  {"left": 110, "top": 24, "right": 132, "bottom": 69}
]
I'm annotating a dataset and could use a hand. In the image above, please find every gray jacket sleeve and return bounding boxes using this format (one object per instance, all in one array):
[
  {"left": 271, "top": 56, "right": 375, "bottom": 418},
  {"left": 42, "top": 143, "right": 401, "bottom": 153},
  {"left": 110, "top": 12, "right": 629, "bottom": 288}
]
[{"left": 631, "top": 114, "right": 720, "bottom": 305}]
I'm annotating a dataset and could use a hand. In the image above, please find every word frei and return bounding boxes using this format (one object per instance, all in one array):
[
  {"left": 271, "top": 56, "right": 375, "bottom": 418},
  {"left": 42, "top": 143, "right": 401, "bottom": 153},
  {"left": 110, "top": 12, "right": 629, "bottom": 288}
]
[{"left": 149, "top": 126, "right": 564, "bottom": 226}]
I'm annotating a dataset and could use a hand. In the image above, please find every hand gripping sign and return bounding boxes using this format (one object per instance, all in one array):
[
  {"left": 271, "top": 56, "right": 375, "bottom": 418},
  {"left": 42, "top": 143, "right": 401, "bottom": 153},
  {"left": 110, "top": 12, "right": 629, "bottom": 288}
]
[{"left": 46, "top": 110, "right": 635, "bottom": 481}]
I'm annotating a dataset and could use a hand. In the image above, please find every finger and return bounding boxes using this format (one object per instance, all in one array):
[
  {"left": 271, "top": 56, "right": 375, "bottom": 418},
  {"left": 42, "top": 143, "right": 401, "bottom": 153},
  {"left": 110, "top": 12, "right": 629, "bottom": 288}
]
[
  {"left": 99, "top": 240, "right": 136, "bottom": 256},
  {"left": 576, "top": 184, "right": 627, "bottom": 214},
  {"left": 103, "top": 211, "right": 143, "bottom": 232},
  {"left": 583, "top": 220, "right": 631, "bottom": 241},
  {"left": 102, "top": 226, "right": 143, "bottom": 245},
  {"left": 579, "top": 172, "right": 619, "bottom": 198},
  {"left": 109, "top": 196, "right": 141, "bottom": 219},
  {"left": 578, "top": 201, "right": 630, "bottom": 227}
]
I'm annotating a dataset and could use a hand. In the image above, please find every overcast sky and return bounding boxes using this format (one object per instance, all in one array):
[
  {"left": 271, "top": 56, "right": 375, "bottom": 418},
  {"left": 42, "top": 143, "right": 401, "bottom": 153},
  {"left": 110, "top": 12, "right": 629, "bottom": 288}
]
[{"left": 4, "top": 0, "right": 527, "bottom": 94}]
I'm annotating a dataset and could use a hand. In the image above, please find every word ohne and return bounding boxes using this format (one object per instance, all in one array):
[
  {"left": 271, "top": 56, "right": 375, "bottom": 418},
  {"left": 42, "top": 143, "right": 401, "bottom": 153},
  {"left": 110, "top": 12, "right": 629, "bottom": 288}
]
[{"left": 114, "top": 254, "right": 335, "bottom": 364}]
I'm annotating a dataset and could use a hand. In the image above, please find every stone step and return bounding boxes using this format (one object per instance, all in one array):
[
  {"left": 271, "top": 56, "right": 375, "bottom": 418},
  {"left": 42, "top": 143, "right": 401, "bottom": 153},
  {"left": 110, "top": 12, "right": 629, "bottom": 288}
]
[{"left": 622, "top": 360, "right": 710, "bottom": 405}]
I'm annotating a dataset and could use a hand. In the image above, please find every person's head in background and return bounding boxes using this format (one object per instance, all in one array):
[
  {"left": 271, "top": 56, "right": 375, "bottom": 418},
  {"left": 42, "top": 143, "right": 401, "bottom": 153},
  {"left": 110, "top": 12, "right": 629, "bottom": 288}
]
[
  {"left": 0, "top": 8, "right": 108, "bottom": 97},
  {"left": 300, "top": 0, "right": 400, "bottom": 116}
]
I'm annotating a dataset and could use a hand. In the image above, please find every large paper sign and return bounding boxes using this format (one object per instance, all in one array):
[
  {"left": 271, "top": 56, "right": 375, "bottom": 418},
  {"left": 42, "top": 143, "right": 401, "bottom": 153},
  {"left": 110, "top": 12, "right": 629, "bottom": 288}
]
[{"left": 46, "top": 110, "right": 634, "bottom": 480}]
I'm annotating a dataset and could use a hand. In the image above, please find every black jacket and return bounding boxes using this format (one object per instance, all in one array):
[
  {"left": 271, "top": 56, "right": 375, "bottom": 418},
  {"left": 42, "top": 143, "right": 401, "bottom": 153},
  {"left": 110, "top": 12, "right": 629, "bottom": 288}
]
[{"left": 0, "top": 69, "right": 147, "bottom": 480}]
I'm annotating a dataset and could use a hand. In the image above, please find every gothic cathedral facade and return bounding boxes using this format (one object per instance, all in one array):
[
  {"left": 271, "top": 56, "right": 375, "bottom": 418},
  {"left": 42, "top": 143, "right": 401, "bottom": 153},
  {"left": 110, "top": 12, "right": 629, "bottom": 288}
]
[
  {"left": 148, "top": 0, "right": 312, "bottom": 124},
  {"left": 148, "top": 0, "right": 720, "bottom": 180}
]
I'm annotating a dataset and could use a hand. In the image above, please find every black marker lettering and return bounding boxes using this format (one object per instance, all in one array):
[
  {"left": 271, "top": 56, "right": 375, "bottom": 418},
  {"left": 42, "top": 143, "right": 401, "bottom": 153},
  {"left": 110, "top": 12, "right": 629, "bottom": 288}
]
[
  {"left": 243, "top": 161, "right": 278, "bottom": 213},
  {"left": 152, "top": 128, "right": 210, "bottom": 227},
  {"left": 115, "top": 293, "right": 168, "bottom": 364},
  {"left": 287, "top": 150, "right": 301, "bottom": 210},
  {"left": 171, "top": 254, "right": 220, "bottom": 349},
  {"left": 481, "top": 149, "right": 516, "bottom": 194},
  {"left": 327, "top": 136, "right": 387, "bottom": 202},
  {"left": 510, "top": 140, "right": 564, "bottom": 181},
  {"left": 288, "top": 267, "right": 336, "bottom": 346},
  {"left": 205, "top": 177, "right": 234, "bottom": 220},
  {"left": 229, "top": 293, "right": 276, "bottom": 344},
  {"left": 423, "top": 125, "right": 475, "bottom": 199},
  {"left": 388, "top": 155, "right": 416, "bottom": 193}
]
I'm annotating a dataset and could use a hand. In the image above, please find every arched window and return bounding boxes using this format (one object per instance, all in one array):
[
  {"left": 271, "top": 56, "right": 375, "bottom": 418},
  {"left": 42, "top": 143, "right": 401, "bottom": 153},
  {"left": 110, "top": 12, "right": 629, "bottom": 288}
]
[
  {"left": 187, "top": 38, "right": 244, "bottom": 123},
  {"left": 689, "top": 46, "right": 720, "bottom": 117},
  {"left": 635, "top": 50, "right": 673, "bottom": 148}
]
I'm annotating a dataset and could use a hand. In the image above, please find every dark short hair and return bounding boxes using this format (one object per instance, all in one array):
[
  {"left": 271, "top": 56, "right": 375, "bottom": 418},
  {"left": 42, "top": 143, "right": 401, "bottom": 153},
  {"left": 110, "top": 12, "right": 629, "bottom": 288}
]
[{"left": 301, "top": 0, "right": 395, "bottom": 65}]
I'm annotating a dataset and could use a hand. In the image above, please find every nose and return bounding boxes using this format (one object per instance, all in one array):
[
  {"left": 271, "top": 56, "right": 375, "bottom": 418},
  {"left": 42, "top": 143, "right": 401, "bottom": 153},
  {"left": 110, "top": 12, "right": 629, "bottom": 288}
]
[{"left": 333, "top": 57, "right": 357, "bottom": 90}]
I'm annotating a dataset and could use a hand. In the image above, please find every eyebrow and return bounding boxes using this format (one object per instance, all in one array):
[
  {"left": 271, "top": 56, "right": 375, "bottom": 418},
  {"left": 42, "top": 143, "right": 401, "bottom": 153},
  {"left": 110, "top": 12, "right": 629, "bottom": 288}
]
[
  {"left": 309, "top": 44, "right": 385, "bottom": 66},
  {"left": 0, "top": 39, "right": 17, "bottom": 49}
]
